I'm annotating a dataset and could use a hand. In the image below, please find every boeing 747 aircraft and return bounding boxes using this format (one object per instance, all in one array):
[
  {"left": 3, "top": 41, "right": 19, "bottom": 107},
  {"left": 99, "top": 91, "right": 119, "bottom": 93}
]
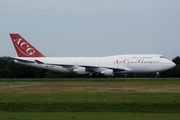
[{"left": 9, "top": 34, "right": 175, "bottom": 77}]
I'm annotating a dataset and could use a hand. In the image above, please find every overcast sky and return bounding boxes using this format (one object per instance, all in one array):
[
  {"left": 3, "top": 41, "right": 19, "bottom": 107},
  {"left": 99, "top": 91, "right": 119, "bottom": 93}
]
[{"left": 1, "top": 0, "right": 180, "bottom": 60}]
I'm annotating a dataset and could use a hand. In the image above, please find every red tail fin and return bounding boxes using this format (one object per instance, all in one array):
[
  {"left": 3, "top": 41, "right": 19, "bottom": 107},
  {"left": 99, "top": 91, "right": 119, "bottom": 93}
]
[{"left": 10, "top": 34, "right": 45, "bottom": 57}]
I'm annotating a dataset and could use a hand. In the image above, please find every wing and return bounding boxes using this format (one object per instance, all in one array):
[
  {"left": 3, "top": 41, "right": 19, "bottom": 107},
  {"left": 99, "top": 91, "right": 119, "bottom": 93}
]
[{"left": 34, "top": 60, "right": 129, "bottom": 73}]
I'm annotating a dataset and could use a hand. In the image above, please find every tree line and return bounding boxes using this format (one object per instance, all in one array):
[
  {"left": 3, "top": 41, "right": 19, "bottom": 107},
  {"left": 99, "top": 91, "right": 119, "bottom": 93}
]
[{"left": 0, "top": 56, "right": 179, "bottom": 78}]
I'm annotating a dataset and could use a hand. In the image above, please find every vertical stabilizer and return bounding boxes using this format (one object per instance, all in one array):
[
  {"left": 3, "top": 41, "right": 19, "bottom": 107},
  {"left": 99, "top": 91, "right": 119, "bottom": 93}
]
[{"left": 10, "top": 34, "right": 45, "bottom": 57}]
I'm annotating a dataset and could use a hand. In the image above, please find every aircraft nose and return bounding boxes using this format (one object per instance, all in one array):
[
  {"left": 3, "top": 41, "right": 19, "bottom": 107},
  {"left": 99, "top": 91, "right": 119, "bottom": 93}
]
[
  {"left": 168, "top": 61, "right": 176, "bottom": 69},
  {"left": 171, "top": 62, "right": 176, "bottom": 68},
  {"left": 164, "top": 61, "right": 176, "bottom": 70}
]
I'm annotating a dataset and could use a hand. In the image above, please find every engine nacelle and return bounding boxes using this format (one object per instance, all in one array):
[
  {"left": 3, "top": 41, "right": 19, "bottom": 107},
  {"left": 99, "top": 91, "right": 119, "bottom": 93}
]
[
  {"left": 73, "top": 67, "right": 86, "bottom": 75},
  {"left": 101, "top": 69, "right": 114, "bottom": 76}
]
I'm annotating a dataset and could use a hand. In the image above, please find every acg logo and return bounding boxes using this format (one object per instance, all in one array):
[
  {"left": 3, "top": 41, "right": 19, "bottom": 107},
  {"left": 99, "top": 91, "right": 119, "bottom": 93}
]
[{"left": 13, "top": 38, "right": 36, "bottom": 56}]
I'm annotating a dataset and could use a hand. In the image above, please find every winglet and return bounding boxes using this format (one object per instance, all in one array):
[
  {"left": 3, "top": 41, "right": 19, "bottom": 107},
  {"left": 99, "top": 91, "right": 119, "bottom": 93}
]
[{"left": 10, "top": 34, "right": 45, "bottom": 57}]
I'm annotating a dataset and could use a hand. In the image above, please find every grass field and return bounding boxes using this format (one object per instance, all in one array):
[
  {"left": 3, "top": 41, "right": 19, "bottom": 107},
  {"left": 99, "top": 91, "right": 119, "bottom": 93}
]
[{"left": 0, "top": 78, "right": 180, "bottom": 120}]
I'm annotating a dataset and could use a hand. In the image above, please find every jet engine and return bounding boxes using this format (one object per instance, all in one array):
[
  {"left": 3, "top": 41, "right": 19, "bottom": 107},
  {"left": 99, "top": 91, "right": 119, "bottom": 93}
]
[
  {"left": 101, "top": 69, "right": 114, "bottom": 76},
  {"left": 73, "top": 67, "right": 86, "bottom": 74}
]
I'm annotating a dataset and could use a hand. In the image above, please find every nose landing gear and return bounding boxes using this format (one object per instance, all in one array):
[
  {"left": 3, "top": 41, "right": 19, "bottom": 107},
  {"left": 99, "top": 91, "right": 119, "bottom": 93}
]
[{"left": 156, "top": 72, "right": 159, "bottom": 78}]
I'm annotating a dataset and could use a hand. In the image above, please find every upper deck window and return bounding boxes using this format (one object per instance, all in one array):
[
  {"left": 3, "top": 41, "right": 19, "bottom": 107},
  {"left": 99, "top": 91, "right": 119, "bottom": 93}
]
[
  {"left": 160, "top": 56, "right": 166, "bottom": 58},
  {"left": 142, "top": 57, "right": 152, "bottom": 59}
]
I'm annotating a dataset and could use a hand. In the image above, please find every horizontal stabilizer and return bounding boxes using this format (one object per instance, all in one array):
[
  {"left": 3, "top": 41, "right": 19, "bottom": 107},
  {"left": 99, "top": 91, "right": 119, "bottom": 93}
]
[
  {"left": 10, "top": 57, "right": 35, "bottom": 63},
  {"left": 35, "top": 60, "right": 44, "bottom": 64}
]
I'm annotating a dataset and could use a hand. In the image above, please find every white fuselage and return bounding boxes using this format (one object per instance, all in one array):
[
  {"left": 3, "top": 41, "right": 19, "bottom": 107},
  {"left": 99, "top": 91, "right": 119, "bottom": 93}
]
[{"left": 14, "top": 54, "right": 175, "bottom": 76}]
